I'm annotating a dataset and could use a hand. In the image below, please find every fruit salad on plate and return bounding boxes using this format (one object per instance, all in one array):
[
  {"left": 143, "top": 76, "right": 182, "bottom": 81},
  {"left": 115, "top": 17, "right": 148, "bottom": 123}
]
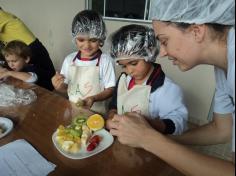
[{"left": 55, "top": 114, "right": 105, "bottom": 154}]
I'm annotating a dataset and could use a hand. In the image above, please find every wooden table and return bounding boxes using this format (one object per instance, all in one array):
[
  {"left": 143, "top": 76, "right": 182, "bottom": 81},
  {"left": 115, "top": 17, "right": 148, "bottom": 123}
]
[{"left": 0, "top": 79, "right": 184, "bottom": 176}]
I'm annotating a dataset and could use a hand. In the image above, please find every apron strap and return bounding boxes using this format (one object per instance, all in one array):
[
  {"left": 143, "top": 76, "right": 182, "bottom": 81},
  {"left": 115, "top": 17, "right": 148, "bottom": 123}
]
[
  {"left": 147, "top": 64, "right": 165, "bottom": 92},
  {"left": 147, "top": 65, "right": 162, "bottom": 86},
  {"left": 96, "top": 52, "right": 102, "bottom": 66},
  {"left": 72, "top": 52, "right": 80, "bottom": 62}
]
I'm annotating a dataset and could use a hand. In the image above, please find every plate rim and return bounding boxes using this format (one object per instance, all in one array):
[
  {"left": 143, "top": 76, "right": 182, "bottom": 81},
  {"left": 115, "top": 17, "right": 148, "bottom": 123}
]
[
  {"left": 52, "top": 128, "right": 114, "bottom": 159},
  {"left": 0, "top": 117, "right": 13, "bottom": 139}
]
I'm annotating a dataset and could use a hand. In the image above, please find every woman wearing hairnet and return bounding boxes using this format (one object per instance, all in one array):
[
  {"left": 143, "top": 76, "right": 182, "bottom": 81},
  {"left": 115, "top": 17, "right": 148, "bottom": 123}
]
[{"left": 109, "top": 0, "right": 235, "bottom": 175}]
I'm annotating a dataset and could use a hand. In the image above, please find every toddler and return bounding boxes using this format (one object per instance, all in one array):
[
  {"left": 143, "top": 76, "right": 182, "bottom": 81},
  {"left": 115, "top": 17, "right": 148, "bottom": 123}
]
[{"left": 1, "top": 40, "right": 53, "bottom": 89}]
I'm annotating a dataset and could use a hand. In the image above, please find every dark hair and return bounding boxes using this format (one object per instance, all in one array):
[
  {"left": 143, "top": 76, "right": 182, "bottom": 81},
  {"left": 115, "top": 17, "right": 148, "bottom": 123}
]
[{"left": 2, "top": 40, "right": 32, "bottom": 60}]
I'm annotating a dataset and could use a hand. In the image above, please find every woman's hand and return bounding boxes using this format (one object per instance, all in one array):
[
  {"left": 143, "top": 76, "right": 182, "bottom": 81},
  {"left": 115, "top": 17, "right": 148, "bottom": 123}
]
[{"left": 109, "top": 112, "right": 155, "bottom": 148}]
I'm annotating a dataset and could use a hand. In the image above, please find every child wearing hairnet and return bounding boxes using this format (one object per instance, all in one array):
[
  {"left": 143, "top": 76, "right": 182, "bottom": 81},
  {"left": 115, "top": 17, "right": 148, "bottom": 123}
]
[
  {"left": 106, "top": 25, "right": 188, "bottom": 135},
  {"left": 52, "top": 10, "right": 116, "bottom": 115}
]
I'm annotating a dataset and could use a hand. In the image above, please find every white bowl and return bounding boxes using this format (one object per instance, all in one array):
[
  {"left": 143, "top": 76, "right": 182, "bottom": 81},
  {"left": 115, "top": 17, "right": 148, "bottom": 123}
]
[{"left": 0, "top": 117, "right": 13, "bottom": 139}]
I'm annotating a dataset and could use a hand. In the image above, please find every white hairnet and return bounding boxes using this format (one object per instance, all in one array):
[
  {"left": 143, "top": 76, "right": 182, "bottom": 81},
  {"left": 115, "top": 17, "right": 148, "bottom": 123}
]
[
  {"left": 149, "top": 0, "right": 235, "bottom": 25},
  {"left": 72, "top": 10, "right": 107, "bottom": 43},
  {"left": 110, "top": 25, "right": 159, "bottom": 63}
]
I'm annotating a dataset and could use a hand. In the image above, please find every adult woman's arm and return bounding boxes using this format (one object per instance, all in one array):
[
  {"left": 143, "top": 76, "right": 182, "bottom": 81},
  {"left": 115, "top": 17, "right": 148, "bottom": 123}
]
[
  {"left": 110, "top": 113, "right": 235, "bottom": 176},
  {"left": 171, "top": 113, "right": 233, "bottom": 145},
  {"left": 143, "top": 129, "right": 235, "bottom": 176}
]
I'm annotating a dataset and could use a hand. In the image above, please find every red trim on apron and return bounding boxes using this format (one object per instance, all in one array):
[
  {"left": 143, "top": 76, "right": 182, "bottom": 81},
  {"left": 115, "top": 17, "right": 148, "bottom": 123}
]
[
  {"left": 72, "top": 51, "right": 102, "bottom": 66},
  {"left": 128, "top": 66, "right": 162, "bottom": 90},
  {"left": 128, "top": 77, "right": 135, "bottom": 90}
]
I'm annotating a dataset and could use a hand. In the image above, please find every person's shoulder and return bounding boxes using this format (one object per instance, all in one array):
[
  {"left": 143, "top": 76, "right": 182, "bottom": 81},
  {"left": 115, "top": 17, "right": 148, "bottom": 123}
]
[
  {"left": 162, "top": 77, "right": 182, "bottom": 91},
  {"left": 66, "top": 51, "right": 77, "bottom": 58},
  {"left": 64, "top": 52, "right": 77, "bottom": 61},
  {"left": 100, "top": 53, "right": 114, "bottom": 62},
  {"left": 0, "top": 10, "right": 13, "bottom": 19}
]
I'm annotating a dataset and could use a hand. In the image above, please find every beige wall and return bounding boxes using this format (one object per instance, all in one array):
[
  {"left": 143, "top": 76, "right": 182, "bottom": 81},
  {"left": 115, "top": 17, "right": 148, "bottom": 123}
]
[{"left": 1, "top": 0, "right": 215, "bottom": 125}]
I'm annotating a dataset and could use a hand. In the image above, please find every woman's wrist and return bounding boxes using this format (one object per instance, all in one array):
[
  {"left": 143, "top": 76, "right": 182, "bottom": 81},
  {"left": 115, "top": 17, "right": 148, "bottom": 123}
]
[{"left": 141, "top": 128, "right": 164, "bottom": 150}]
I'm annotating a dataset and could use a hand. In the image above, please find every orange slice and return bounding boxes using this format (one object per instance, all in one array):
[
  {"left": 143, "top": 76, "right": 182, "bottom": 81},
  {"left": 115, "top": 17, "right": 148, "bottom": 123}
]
[{"left": 86, "top": 114, "right": 105, "bottom": 131}]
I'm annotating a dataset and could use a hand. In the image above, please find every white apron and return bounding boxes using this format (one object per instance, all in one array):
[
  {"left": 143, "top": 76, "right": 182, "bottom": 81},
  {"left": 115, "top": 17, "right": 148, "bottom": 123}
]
[
  {"left": 117, "top": 74, "right": 151, "bottom": 117},
  {"left": 67, "top": 53, "right": 107, "bottom": 115}
]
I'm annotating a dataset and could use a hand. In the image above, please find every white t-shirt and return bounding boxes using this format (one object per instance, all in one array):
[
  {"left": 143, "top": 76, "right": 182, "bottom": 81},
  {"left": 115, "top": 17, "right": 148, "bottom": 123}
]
[
  {"left": 25, "top": 72, "right": 38, "bottom": 83},
  {"left": 124, "top": 75, "right": 188, "bottom": 135},
  {"left": 61, "top": 52, "right": 116, "bottom": 89},
  {"left": 214, "top": 27, "right": 235, "bottom": 152}
]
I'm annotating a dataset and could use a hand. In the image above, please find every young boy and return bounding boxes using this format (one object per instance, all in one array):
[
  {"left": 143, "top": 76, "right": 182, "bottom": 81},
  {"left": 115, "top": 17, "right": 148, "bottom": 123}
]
[
  {"left": 52, "top": 10, "right": 116, "bottom": 115},
  {"left": 1, "top": 40, "right": 53, "bottom": 89},
  {"left": 0, "top": 7, "right": 55, "bottom": 90},
  {"left": 106, "top": 25, "right": 188, "bottom": 135}
]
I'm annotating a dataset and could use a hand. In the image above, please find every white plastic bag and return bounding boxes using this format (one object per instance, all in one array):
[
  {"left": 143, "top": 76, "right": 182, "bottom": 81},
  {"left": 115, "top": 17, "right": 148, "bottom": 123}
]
[{"left": 0, "top": 83, "right": 37, "bottom": 107}]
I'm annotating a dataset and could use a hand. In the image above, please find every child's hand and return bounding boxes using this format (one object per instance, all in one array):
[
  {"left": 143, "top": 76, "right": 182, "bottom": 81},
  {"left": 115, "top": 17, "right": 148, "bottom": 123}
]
[
  {"left": 52, "top": 72, "right": 65, "bottom": 90},
  {"left": 0, "top": 68, "right": 9, "bottom": 79},
  {"left": 76, "top": 98, "right": 85, "bottom": 107},
  {"left": 0, "top": 67, "right": 8, "bottom": 73},
  {"left": 83, "top": 96, "right": 95, "bottom": 109},
  {"left": 105, "top": 109, "right": 117, "bottom": 130}
]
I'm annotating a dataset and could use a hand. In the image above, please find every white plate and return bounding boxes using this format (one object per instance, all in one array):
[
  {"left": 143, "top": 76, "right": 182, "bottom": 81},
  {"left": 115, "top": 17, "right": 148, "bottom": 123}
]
[
  {"left": 0, "top": 117, "right": 13, "bottom": 139},
  {"left": 52, "top": 129, "right": 114, "bottom": 159}
]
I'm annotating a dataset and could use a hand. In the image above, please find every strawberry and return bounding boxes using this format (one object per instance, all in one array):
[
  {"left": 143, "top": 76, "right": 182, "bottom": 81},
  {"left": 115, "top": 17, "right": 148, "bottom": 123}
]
[
  {"left": 86, "top": 135, "right": 101, "bottom": 152},
  {"left": 87, "top": 142, "right": 97, "bottom": 151},
  {"left": 88, "top": 135, "right": 101, "bottom": 144}
]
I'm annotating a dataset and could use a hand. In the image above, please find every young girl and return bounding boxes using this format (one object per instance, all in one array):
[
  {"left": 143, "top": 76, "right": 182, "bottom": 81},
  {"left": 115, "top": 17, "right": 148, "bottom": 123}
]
[
  {"left": 52, "top": 10, "right": 116, "bottom": 115},
  {"left": 106, "top": 25, "right": 188, "bottom": 135},
  {"left": 1, "top": 40, "right": 53, "bottom": 88}
]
